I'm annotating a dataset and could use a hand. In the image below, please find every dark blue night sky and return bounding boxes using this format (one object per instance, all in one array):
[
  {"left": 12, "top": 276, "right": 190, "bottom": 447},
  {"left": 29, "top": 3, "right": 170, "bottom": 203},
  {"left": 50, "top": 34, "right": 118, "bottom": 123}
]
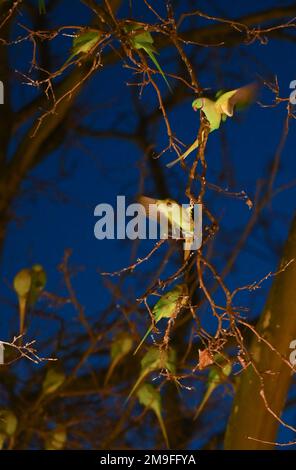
[{"left": 0, "top": 0, "right": 296, "bottom": 450}]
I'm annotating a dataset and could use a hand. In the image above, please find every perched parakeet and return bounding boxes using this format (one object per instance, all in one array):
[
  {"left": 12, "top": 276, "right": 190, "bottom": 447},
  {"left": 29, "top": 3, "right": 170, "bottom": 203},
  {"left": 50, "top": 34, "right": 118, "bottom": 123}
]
[
  {"left": 137, "top": 383, "right": 169, "bottom": 448},
  {"left": 28, "top": 264, "right": 47, "bottom": 307},
  {"left": 134, "top": 284, "right": 188, "bottom": 355},
  {"left": 126, "top": 347, "right": 176, "bottom": 402},
  {"left": 38, "top": 0, "right": 46, "bottom": 14},
  {"left": 139, "top": 195, "right": 194, "bottom": 260},
  {"left": 64, "top": 31, "right": 102, "bottom": 66},
  {"left": 42, "top": 368, "right": 65, "bottom": 396},
  {"left": 125, "top": 22, "right": 171, "bottom": 92},
  {"left": 193, "top": 361, "right": 232, "bottom": 420},
  {"left": 13, "top": 265, "right": 46, "bottom": 337},
  {"left": 0, "top": 409, "right": 18, "bottom": 450},
  {"left": 45, "top": 426, "right": 67, "bottom": 450},
  {"left": 13, "top": 269, "right": 31, "bottom": 337},
  {"left": 104, "top": 333, "right": 133, "bottom": 385},
  {"left": 167, "top": 83, "right": 258, "bottom": 167}
]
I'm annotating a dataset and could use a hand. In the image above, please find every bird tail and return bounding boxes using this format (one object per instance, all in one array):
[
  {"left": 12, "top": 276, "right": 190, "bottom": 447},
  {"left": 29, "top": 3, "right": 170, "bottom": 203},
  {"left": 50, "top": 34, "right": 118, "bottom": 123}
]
[
  {"left": 193, "top": 385, "right": 214, "bottom": 420},
  {"left": 133, "top": 326, "right": 153, "bottom": 355},
  {"left": 104, "top": 355, "right": 121, "bottom": 386},
  {"left": 145, "top": 48, "right": 172, "bottom": 93},
  {"left": 125, "top": 371, "right": 147, "bottom": 404},
  {"left": 19, "top": 297, "right": 27, "bottom": 336},
  {"left": 166, "top": 138, "right": 199, "bottom": 168},
  {"left": 156, "top": 410, "right": 170, "bottom": 449}
]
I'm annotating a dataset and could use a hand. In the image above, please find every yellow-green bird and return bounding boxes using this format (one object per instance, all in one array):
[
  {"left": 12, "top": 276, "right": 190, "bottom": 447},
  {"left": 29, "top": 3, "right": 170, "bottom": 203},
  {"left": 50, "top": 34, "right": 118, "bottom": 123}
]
[
  {"left": 194, "top": 361, "right": 232, "bottom": 420},
  {"left": 126, "top": 347, "right": 176, "bottom": 402},
  {"left": 63, "top": 30, "right": 102, "bottom": 67},
  {"left": 0, "top": 409, "right": 18, "bottom": 450},
  {"left": 104, "top": 333, "right": 133, "bottom": 385},
  {"left": 139, "top": 195, "right": 194, "bottom": 260},
  {"left": 167, "top": 82, "right": 258, "bottom": 167},
  {"left": 13, "top": 264, "right": 46, "bottom": 337},
  {"left": 137, "top": 383, "right": 169, "bottom": 448},
  {"left": 134, "top": 284, "right": 188, "bottom": 355},
  {"left": 125, "top": 22, "right": 172, "bottom": 92}
]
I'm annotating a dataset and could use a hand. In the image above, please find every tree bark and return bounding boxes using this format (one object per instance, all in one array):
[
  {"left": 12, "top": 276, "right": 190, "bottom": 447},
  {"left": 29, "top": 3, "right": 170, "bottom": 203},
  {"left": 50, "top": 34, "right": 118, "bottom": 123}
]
[{"left": 225, "top": 214, "right": 296, "bottom": 449}]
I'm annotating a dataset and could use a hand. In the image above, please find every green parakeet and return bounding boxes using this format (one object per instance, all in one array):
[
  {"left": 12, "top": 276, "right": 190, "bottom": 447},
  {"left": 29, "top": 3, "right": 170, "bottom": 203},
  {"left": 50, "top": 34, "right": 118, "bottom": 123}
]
[
  {"left": 167, "top": 83, "right": 258, "bottom": 167},
  {"left": 64, "top": 31, "right": 102, "bottom": 66},
  {"left": 139, "top": 195, "right": 195, "bottom": 260},
  {"left": 193, "top": 361, "right": 232, "bottom": 420},
  {"left": 42, "top": 368, "right": 65, "bottom": 396},
  {"left": 0, "top": 409, "right": 18, "bottom": 450},
  {"left": 45, "top": 426, "right": 67, "bottom": 450},
  {"left": 134, "top": 284, "right": 188, "bottom": 355},
  {"left": 126, "top": 22, "right": 171, "bottom": 92},
  {"left": 137, "top": 383, "right": 169, "bottom": 448},
  {"left": 13, "top": 269, "right": 32, "bottom": 337},
  {"left": 28, "top": 264, "right": 47, "bottom": 307},
  {"left": 104, "top": 333, "right": 133, "bottom": 385},
  {"left": 126, "top": 347, "right": 176, "bottom": 402},
  {"left": 13, "top": 265, "right": 46, "bottom": 337}
]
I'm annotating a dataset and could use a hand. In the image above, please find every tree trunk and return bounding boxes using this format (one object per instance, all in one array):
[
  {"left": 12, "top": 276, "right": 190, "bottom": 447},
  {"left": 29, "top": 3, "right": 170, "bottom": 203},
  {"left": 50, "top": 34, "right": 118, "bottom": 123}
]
[{"left": 225, "top": 214, "right": 296, "bottom": 449}]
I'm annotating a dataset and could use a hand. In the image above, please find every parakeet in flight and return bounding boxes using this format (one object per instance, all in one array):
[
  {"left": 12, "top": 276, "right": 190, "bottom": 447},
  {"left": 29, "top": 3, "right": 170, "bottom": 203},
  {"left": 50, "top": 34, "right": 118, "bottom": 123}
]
[
  {"left": 134, "top": 284, "right": 188, "bottom": 355},
  {"left": 125, "top": 22, "right": 172, "bottom": 92},
  {"left": 167, "top": 83, "right": 258, "bottom": 168},
  {"left": 139, "top": 195, "right": 195, "bottom": 260}
]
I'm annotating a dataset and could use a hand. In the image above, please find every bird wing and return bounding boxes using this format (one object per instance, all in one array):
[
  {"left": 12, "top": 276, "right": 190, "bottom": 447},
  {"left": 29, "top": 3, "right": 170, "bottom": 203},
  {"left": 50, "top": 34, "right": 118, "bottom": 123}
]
[
  {"left": 216, "top": 83, "right": 258, "bottom": 116},
  {"left": 201, "top": 98, "right": 222, "bottom": 131}
]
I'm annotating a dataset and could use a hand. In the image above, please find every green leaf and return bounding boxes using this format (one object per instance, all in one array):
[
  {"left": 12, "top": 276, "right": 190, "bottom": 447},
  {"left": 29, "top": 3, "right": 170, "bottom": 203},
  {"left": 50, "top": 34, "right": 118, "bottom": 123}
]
[{"left": 42, "top": 368, "right": 65, "bottom": 395}]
